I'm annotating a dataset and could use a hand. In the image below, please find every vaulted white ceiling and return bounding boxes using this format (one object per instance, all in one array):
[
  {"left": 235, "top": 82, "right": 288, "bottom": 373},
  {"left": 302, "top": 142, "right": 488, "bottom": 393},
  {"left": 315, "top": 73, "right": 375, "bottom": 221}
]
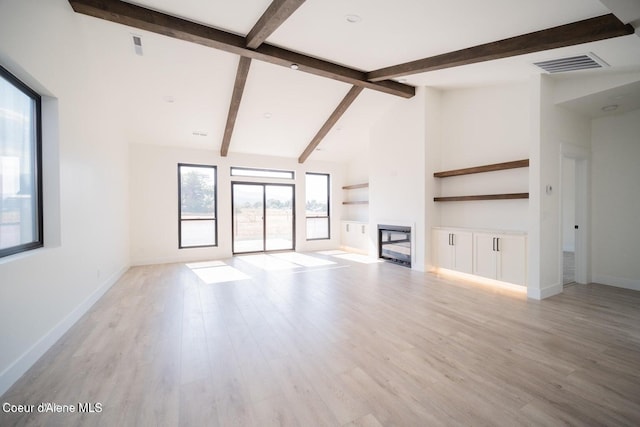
[{"left": 71, "top": 0, "right": 640, "bottom": 162}]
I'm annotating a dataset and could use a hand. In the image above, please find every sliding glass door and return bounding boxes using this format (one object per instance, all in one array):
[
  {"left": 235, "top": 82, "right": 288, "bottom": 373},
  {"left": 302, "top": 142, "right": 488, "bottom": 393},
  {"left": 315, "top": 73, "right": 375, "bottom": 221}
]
[{"left": 232, "top": 183, "right": 294, "bottom": 253}]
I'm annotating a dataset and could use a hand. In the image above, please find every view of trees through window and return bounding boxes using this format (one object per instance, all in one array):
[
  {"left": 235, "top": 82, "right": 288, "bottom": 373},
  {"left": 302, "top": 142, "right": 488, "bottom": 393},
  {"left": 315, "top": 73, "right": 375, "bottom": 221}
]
[
  {"left": 179, "top": 164, "right": 216, "bottom": 248},
  {"left": 305, "top": 173, "right": 330, "bottom": 239}
]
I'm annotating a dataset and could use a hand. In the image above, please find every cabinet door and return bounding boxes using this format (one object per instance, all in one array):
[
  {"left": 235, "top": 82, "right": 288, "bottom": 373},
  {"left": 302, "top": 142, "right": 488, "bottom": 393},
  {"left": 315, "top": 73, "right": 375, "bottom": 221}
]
[
  {"left": 452, "top": 231, "right": 473, "bottom": 274},
  {"left": 434, "top": 229, "right": 454, "bottom": 270},
  {"left": 341, "top": 222, "right": 351, "bottom": 247},
  {"left": 358, "top": 224, "right": 368, "bottom": 252},
  {"left": 473, "top": 233, "right": 497, "bottom": 279},
  {"left": 496, "top": 234, "right": 527, "bottom": 285}
]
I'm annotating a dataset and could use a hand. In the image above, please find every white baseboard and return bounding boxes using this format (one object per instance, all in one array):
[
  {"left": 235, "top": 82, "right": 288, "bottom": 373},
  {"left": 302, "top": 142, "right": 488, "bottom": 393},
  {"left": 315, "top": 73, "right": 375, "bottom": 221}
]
[
  {"left": 592, "top": 274, "right": 640, "bottom": 291},
  {"left": 0, "top": 264, "right": 129, "bottom": 397},
  {"left": 528, "top": 282, "right": 563, "bottom": 300}
]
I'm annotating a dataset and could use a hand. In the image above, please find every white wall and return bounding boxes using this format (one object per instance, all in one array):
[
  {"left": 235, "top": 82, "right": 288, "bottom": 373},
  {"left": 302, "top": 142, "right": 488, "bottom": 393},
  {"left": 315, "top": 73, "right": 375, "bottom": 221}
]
[
  {"left": 370, "top": 88, "right": 427, "bottom": 271},
  {"left": 0, "top": 0, "right": 130, "bottom": 395},
  {"left": 591, "top": 108, "right": 640, "bottom": 290},
  {"left": 531, "top": 75, "right": 591, "bottom": 299},
  {"left": 129, "top": 143, "right": 345, "bottom": 265},
  {"left": 437, "top": 82, "right": 530, "bottom": 231}
]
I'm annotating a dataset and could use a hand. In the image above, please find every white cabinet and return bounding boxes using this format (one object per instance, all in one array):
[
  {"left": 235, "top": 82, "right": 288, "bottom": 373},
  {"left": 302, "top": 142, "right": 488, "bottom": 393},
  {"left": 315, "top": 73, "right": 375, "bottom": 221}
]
[
  {"left": 341, "top": 221, "right": 369, "bottom": 254},
  {"left": 473, "top": 232, "right": 527, "bottom": 286},
  {"left": 434, "top": 229, "right": 472, "bottom": 274},
  {"left": 433, "top": 227, "right": 527, "bottom": 287}
]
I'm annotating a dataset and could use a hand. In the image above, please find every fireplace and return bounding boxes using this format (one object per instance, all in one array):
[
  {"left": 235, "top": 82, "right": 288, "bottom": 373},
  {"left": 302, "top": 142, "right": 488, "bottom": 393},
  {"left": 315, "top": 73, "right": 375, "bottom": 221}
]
[{"left": 378, "top": 225, "right": 411, "bottom": 267}]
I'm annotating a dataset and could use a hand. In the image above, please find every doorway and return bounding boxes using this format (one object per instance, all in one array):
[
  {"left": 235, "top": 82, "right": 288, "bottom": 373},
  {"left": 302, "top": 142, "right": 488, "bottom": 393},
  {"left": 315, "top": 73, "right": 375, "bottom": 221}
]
[
  {"left": 232, "top": 182, "right": 295, "bottom": 254},
  {"left": 562, "top": 157, "right": 576, "bottom": 285},
  {"left": 561, "top": 144, "right": 590, "bottom": 286}
]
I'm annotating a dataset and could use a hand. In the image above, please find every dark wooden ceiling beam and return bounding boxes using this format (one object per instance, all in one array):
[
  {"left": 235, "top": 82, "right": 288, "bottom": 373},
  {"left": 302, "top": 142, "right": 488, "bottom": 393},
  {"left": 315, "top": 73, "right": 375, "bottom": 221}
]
[
  {"left": 220, "top": 57, "right": 252, "bottom": 156},
  {"left": 67, "top": 0, "right": 415, "bottom": 98},
  {"left": 298, "top": 86, "right": 364, "bottom": 163},
  {"left": 246, "top": 0, "right": 306, "bottom": 49},
  {"left": 367, "top": 14, "right": 635, "bottom": 82}
]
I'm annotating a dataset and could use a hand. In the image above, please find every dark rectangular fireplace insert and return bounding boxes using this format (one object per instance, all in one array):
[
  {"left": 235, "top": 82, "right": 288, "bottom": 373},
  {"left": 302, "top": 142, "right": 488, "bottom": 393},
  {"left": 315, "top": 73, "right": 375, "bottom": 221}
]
[{"left": 378, "top": 224, "right": 411, "bottom": 267}]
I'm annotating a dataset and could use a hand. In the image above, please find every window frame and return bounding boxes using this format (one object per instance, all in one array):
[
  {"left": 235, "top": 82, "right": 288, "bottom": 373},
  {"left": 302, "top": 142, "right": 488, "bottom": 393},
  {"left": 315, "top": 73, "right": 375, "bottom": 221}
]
[
  {"left": 178, "top": 163, "right": 218, "bottom": 249},
  {"left": 0, "top": 64, "right": 43, "bottom": 259},
  {"left": 305, "top": 172, "right": 330, "bottom": 241}
]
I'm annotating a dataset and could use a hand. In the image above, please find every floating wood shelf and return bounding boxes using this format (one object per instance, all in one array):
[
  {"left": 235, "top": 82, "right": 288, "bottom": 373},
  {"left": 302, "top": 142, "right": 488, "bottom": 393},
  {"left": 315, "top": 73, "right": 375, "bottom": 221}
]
[
  {"left": 434, "top": 159, "right": 529, "bottom": 178},
  {"left": 342, "top": 183, "right": 369, "bottom": 190},
  {"left": 342, "top": 201, "right": 369, "bottom": 205},
  {"left": 434, "top": 193, "right": 529, "bottom": 202}
]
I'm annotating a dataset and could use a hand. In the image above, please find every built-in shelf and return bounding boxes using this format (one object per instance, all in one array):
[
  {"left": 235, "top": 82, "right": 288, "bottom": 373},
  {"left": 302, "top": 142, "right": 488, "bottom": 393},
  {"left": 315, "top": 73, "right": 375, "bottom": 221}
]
[
  {"left": 434, "top": 159, "right": 529, "bottom": 178},
  {"left": 343, "top": 182, "right": 369, "bottom": 205},
  {"left": 433, "top": 159, "right": 529, "bottom": 202},
  {"left": 342, "top": 183, "right": 369, "bottom": 190},
  {"left": 434, "top": 193, "right": 529, "bottom": 202}
]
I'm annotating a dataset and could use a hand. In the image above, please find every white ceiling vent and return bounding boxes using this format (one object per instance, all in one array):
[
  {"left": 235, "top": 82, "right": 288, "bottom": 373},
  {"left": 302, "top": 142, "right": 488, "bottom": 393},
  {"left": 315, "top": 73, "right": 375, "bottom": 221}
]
[{"left": 533, "top": 53, "right": 608, "bottom": 74}]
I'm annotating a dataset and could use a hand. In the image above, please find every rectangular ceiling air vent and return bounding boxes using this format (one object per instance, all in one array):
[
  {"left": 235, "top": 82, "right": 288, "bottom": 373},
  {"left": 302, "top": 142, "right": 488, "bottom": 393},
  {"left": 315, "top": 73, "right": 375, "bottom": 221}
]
[{"left": 533, "top": 53, "right": 608, "bottom": 74}]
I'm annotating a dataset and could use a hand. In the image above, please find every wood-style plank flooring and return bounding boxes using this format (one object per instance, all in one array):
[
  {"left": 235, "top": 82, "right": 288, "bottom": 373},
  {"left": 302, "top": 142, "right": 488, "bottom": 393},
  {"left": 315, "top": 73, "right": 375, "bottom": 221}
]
[{"left": 2, "top": 251, "right": 639, "bottom": 426}]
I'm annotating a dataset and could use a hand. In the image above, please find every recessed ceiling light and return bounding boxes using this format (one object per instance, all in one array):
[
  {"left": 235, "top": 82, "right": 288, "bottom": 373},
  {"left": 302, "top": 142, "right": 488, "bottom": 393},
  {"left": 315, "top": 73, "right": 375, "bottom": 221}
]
[
  {"left": 263, "top": 112, "right": 272, "bottom": 119},
  {"left": 601, "top": 104, "right": 619, "bottom": 112},
  {"left": 290, "top": 63, "right": 299, "bottom": 70},
  {"left": 345, "top": 14, "right": 362, "bottom": 23}
]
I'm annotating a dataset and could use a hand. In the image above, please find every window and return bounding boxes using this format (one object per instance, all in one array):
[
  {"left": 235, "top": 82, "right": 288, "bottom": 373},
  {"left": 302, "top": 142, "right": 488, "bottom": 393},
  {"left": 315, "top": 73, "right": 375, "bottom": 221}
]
[
  {"left": 230, "top": 167, "right": 294, "bottom": 180},
  {"left": 0, "top": 65, "right": 43, "bottom": 258},
  {"left": 305, "top": 173, "right": 330, "bottom": 240},
  {"left": 178, "top": 164, "right": 217, "bottom": 248}
]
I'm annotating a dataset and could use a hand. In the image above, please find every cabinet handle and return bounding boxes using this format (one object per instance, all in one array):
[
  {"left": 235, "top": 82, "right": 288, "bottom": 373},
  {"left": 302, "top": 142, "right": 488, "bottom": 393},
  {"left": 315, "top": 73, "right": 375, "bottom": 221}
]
[
  {"left": 492, "top": 237, "right": 496, "bottom": 251},
  {"left": 346, "top": 224, "right": 350, "bottom": 232},
  {"left": 496, "top": 237, "right": 500, "bottom": 252},
  {"left": 449, "top": 233, "right": 453, "bottom": 245},
  {"left": 451, "top": 234, "right": 454, "bottom": 246},
  {"left": 361, "top": 225, "right": 365, "bottom": 234}
]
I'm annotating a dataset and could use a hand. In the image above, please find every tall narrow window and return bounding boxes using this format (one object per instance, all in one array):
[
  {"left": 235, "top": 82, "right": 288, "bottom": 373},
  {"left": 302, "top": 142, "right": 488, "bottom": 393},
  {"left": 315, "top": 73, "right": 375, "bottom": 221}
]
[
  {"left": 178, "top": 164, "right": 217, "bottom": 248},
  {"left": 0, "top": 65, "right": 42, "bottom": 258},
  {"left": 305, "top": 173, "right": 330, "bottom": 240}
]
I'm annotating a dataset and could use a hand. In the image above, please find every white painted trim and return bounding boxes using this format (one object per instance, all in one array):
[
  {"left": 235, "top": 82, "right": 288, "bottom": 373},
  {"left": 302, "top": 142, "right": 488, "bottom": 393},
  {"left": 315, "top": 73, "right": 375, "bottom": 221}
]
[
  {"left": 528, "top": 282, "right": 563, "bottom": 300},
  {"left": 593, "top": 275, "right": 640, "bottom": 291},
  {"left": 0, "top": 264, "right": 129, "bottom": 396},
  {"left": 560, "top": 143, "right": 591, "bottom": 285}
]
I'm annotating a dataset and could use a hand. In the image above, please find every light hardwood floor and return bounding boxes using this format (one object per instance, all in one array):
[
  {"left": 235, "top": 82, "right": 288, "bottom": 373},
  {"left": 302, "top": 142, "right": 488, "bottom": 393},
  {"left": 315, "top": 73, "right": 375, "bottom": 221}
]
[{"left": 2, "top": 251, "right": 639, "bottom": 426}]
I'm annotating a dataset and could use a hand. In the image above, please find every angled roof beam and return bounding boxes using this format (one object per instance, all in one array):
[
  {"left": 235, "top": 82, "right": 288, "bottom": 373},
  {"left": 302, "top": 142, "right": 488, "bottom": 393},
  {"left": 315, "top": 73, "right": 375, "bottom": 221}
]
[
  {"left": 246, "top": 0, "right": 306, "bottom": 49},
  {"left": 367, "top": 14, "right": 634, "bottom": 81},
  {"left": 68, "top": 0, "right": 414, "bottom": 98},
  {"left": 220, "top": 57, "right": 252, "bottom": 156},
  {"left": 298, "top": 86, "right": 364, "bottom": 164},
  {"left": 222, "top": 1, "right": 303, "bottom": 156}
]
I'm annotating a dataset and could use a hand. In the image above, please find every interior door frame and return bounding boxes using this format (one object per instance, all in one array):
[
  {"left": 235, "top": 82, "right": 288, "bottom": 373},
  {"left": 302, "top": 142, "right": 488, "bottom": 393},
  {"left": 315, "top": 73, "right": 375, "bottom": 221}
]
[
  {"left": 231, "top": 181, "right": 296, "bottom": 254},
  {"left": 560, "top": 143, "right": 591, "bottom": 285}
]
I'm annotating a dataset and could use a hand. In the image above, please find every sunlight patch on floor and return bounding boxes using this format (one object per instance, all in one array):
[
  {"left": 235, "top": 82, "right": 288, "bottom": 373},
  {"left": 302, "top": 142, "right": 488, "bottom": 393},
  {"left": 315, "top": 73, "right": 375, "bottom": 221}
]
[
  {"left": 238, "top": 254, "right": 301, "bottom": 270},
  {"left": 187, "top": 261, "right": 251, "bottom": 284},
  {"left": 317, "top": 250, "right": 348, "bottom": 255},
  {"left": 271, "top": 252, "right": 336, "bottom": 267},
  {"left": 333, "top": 253, "right": 382, "bottom": 264}
]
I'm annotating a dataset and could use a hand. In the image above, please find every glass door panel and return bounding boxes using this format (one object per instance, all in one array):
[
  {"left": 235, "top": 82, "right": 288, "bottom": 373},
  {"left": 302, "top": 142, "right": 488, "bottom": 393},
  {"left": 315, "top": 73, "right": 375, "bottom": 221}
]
[
  {"left": 265, "top": 185, "right": 294, "bottom": 251},
  {"left": 232, "top": 184, "right": 264, "bottom": 253}
]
